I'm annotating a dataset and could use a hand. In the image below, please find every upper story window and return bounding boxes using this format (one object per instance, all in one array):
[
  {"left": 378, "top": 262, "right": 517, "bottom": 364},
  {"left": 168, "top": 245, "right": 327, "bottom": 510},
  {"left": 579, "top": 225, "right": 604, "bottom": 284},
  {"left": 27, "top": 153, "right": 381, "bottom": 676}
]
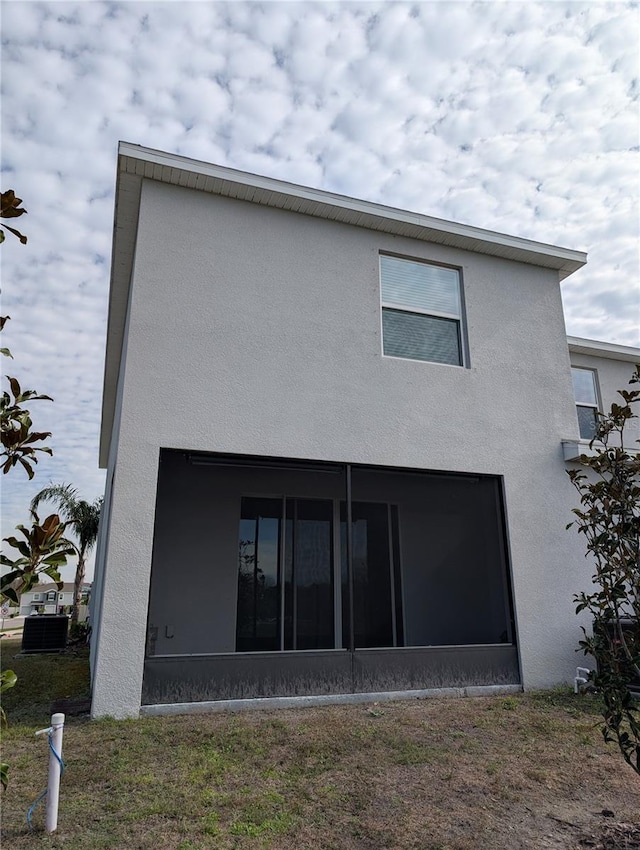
[
  {"left": 33, "top": 593, "right": 41, "bottom": 601},
  {"left": 380, "top": 255, "right": 465, "bottom": 366},
  {"left": 47, "top": 591, "right": 56, "bottom": 602},
  {"left": 571, "top": 367, "right": 599, "bottom": 440}
]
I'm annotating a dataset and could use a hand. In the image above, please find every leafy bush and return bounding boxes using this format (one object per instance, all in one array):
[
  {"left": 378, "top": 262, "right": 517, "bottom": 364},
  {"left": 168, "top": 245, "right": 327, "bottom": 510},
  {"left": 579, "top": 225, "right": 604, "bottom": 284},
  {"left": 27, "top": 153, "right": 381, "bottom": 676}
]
[{"left": 567, "top": 365, "right": 640, "bottom": 774}]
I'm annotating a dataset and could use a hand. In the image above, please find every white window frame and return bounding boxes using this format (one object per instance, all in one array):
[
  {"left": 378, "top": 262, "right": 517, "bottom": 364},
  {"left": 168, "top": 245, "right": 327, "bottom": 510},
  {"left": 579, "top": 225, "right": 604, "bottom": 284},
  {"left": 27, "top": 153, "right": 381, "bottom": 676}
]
[
  {"left": 33, "top": 593, "right": 41, "bottom": 601},
  {"left": 571, "top": 367, "right": 600, "bottom": 440},
  {"left": 379, "top": 253, "right": 467, "bottom": 367}
]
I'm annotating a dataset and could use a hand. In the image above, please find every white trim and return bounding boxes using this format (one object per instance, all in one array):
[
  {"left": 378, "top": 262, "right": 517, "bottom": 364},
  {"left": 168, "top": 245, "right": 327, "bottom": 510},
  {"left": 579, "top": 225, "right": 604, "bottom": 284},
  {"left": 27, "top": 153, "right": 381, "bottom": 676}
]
[
  {"left": 568, "top": 336, "right": 640, "bottom": 362},
  {"left": 119, "top": 143, "right": 586, "bottom": 272}
]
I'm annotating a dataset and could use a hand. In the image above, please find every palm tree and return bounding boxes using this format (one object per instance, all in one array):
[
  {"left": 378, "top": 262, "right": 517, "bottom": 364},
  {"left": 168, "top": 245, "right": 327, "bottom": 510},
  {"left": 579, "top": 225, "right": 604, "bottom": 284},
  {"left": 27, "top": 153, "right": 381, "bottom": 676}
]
[{"left": 30, "top": 484, "right": 103, "bottom": 625}]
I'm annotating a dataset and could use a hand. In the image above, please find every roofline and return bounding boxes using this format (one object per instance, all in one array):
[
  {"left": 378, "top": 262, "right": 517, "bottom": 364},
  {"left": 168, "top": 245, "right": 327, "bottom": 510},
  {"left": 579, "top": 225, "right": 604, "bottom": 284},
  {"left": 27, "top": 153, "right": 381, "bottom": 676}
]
[
  {"left": 567, "top": 336, "right": 640, "bottom": 363},
  {"left": 99, "top": 142, "right": 588, "bottom": 467},
  {"left": 118, "top": 142, "right": 587, "bottom": 276}
]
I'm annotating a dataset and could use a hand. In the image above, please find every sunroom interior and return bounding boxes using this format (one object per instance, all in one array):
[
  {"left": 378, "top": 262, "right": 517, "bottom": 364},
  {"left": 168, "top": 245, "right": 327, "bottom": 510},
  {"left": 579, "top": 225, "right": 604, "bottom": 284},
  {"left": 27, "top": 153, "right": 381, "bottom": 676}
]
[{"left": 142, "top": 450, "right": 520, "bottom": 705}]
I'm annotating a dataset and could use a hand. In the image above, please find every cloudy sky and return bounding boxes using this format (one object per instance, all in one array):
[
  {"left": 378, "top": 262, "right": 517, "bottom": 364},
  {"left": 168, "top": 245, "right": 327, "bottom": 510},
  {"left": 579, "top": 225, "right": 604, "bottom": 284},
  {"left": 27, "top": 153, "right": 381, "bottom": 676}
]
[{"left": 1, "top": 0, "right": 639, "bottom": 581}]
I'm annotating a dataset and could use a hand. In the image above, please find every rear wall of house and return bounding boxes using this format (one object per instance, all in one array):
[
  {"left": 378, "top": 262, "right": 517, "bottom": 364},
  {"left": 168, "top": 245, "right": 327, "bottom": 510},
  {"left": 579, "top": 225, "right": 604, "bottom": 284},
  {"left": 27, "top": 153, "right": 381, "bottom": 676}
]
[{"left": 90, "top": 179, "right": 631, "bottom": 717}]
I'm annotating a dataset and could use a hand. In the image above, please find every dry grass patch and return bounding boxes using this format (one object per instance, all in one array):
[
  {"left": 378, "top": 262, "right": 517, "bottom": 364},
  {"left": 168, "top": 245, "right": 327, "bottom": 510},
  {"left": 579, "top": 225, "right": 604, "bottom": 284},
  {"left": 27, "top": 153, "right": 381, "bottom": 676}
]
[
  {"left": 1, "top": 639, "right": 90, "bottom": 725},
  {"left": 1, "top": 641, "right": 639, "bottom": 849}
]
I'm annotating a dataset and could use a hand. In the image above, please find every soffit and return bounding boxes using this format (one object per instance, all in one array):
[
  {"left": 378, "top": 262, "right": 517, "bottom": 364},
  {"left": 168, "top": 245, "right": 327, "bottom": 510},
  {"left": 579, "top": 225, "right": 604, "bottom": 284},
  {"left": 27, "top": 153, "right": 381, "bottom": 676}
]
[
  {"left": 120, "top": 143, "right": 587, "bottom": 277},
  {"left": 567, "top": 336, "right": 640, "bottom": 363}
]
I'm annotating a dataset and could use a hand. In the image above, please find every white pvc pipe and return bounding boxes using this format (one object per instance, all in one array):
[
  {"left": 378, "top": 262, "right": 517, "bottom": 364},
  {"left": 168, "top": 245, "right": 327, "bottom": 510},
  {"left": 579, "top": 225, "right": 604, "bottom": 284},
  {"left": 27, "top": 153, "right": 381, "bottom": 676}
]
[
  {"left": 575, "top": 667, "right": 592, "bottom": 694},
  {"left": 46, "top": 713, "right": 65, "bottom": 833}
]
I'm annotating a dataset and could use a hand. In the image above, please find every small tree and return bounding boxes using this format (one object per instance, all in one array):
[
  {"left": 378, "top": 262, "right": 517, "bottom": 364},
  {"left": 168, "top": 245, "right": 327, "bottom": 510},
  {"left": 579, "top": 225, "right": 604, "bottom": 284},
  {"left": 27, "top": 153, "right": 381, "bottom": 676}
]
[
  {"left": 0, "top": 511, "right": 75, "bottom": 605},
  {"left": 0, "top": 190, "right": 59, "bottom": 789},
  {"left": 0, "top": 189, "right": 28, "bottom": 245},
  {"left": 0, "top": 511, "right": 74, "bottom": 790},
  {"left": 567, "top": 365, "right": 640, "bottom": 774},
  {"left": 1, "top": 191, "right": 52, "bottom": 478},
  {"left": 1, "top": 364, "right": 53, "bottom": 478},
  {"left": 31, "top": 485, "right": 103, "bottom": 625}
]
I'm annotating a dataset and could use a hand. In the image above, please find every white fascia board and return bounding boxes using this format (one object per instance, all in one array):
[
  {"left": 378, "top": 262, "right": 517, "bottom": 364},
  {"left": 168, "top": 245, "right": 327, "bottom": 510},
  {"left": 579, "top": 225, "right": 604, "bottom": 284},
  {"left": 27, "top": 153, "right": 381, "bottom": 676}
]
[
  {"left": 118, "top": 142, "right": 587, "bottom": 276},
  {"left": 567, "top": 336, "right": 640, "bottom": 363}
]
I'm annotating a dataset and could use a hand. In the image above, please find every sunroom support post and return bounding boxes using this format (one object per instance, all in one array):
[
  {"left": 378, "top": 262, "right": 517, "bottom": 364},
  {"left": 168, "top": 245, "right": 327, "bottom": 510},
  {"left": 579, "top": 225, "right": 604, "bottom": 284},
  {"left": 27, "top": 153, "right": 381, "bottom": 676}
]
[{"left": 345, "top": 464, "right": 355, "bottom": 654}]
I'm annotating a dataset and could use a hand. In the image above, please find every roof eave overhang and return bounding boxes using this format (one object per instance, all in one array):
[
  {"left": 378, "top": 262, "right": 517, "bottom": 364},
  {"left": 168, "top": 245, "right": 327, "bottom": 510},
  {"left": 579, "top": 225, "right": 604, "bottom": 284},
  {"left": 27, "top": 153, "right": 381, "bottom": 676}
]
[
  {"left": 118, "top": 142, "right": 587, "bottom": 276},
  {"left": 99, "top": 142, "right": 588, "bottom": 467},
  {"left": 567, "top": 336, "right": 640, "bottom": 363}
]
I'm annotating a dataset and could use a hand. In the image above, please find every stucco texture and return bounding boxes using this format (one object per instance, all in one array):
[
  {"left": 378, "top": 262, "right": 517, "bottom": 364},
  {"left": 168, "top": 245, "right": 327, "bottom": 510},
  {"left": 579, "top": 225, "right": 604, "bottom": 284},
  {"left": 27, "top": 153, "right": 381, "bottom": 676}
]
[{"left": 91, "top": 179, "right": 634, "bottom": 718}]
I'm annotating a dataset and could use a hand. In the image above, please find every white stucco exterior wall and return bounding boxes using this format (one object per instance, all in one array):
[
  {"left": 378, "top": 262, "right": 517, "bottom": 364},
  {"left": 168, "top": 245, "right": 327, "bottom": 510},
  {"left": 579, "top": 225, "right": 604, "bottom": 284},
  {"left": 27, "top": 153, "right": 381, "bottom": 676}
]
[{"left": 91, "top": 177, "right": 637, "bottom": 718}]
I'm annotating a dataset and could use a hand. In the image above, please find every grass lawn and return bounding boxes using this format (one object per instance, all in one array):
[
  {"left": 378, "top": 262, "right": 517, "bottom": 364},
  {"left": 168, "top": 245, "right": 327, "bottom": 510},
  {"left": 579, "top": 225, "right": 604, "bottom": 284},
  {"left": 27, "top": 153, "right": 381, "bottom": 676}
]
[{"left": 1, "top": 638, "right": 639, "bottom": 849}]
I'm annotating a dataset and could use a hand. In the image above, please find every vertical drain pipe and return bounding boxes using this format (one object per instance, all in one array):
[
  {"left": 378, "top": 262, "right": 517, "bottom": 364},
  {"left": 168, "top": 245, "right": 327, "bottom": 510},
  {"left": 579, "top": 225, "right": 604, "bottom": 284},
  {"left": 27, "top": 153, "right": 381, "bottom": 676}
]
[{"left": 46, "top": 713, "right": 65, "bottom": 832}]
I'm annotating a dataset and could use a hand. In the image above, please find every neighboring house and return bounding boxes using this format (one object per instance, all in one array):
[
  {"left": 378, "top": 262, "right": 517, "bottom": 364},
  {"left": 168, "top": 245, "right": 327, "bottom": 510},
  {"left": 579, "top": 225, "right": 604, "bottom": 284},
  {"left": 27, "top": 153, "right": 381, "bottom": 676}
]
[
  {"left": 19, "top": 582, "right": 92, "bottom": 618},
  {"left": 19, "top": 583, "right": 75, "bottom": 616},
  {"left": 89, "top": 142, "right": 640, "bottom": 719}
]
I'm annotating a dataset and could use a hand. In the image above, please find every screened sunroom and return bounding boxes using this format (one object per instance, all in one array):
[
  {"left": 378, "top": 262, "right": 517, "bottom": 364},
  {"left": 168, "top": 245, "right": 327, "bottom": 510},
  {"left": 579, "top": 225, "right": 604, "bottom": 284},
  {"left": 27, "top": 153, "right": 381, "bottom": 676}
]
[{"left": 142, "top": 450, "right": 520, "bottom": 706}]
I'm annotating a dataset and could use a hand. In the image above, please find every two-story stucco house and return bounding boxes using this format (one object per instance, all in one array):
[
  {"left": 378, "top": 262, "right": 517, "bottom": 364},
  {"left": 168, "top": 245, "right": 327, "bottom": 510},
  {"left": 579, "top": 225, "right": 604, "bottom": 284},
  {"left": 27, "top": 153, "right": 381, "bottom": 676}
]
[
  {"left": 19, "top": 582, "right": 74, "bottom": 616},
  {"left": 89, "top": 143, "right": 639, "bottom": 719},
  {"left": 19, "top": 582, "right": 91, "bottom": 617}
]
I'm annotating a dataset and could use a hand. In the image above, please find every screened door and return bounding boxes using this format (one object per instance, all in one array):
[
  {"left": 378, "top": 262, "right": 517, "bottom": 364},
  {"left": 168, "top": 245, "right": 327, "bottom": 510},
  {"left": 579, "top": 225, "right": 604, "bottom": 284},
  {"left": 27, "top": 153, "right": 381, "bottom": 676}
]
[
  {"left": 236, "top": 496, "right": 335, "bottom": 652},
  {"left": 236, "top": 496, "right": 402, "bottom": 652},
  {"left": 341, "top": 502, "right": 403, "bottom": 649}
]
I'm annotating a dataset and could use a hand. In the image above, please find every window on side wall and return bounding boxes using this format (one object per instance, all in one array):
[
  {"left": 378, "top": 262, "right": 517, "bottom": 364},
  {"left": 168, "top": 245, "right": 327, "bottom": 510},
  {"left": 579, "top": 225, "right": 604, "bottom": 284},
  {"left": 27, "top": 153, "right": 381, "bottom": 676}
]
[
  {"left": 571, "top": 367, "right": 599, "bottom": 440},
  {"left": 380, "top": 254, "right": 465, "bottom": 366}
]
